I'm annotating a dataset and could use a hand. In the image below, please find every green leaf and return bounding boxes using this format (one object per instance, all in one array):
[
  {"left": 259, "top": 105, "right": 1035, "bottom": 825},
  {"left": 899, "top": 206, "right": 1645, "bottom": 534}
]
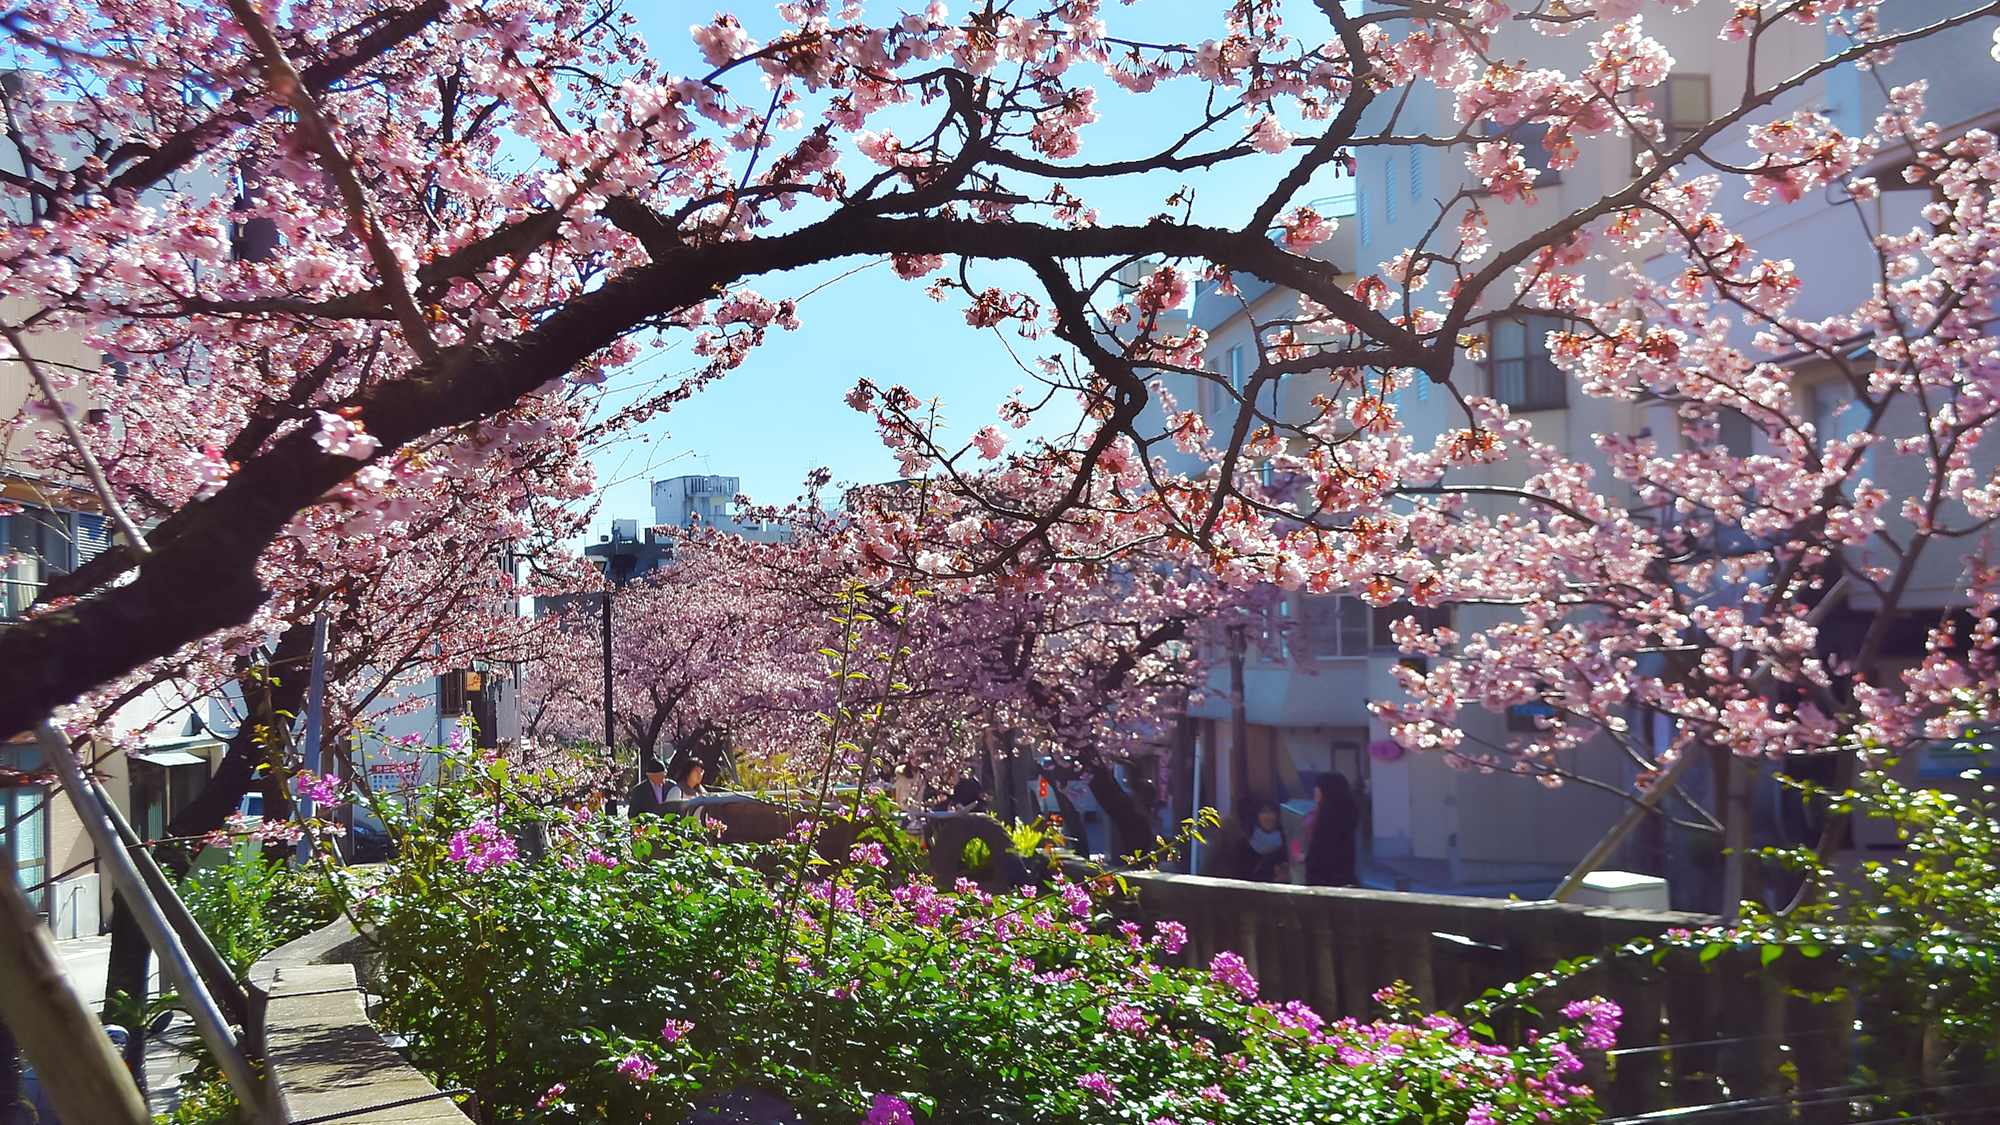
[
  {"left": 1799, "top": 944, "right": 1823, "bottom": 958},
  {"left": 1760, "top": 944, "right": 1783, "bottom": 967},
  {"left": 1700, "top": 942, "right": 1724, "bottom": 964}
]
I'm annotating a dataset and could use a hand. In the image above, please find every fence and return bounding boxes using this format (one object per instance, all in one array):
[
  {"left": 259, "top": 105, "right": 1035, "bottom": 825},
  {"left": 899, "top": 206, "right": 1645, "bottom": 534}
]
[{"left": 1118, "top": 872, "right": 2000, "bottom": 1122}]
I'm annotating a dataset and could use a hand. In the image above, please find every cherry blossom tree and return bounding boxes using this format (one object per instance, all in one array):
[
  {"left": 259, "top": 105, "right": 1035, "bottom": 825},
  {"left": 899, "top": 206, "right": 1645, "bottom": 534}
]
[
  {"left": 525, "top": 531, "right": 829, "bottom": 767},
  {"left": 0, "top": 0, "right": 1992, "bottom": 926}
]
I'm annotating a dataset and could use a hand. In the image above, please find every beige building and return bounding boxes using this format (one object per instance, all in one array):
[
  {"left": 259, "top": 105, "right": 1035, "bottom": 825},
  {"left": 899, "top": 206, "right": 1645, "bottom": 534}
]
[{"left": 1, "top": 304, "right": 228, "bottom": 937}]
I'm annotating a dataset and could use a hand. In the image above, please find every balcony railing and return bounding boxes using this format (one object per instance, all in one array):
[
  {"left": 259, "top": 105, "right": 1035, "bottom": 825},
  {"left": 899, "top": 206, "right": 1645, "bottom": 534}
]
[
  {"left": 2, "top": 576, "right": 43, "bottom": 620},
  {"left": 1490, "top": 355, "right": 1567, "bottom": 411}
]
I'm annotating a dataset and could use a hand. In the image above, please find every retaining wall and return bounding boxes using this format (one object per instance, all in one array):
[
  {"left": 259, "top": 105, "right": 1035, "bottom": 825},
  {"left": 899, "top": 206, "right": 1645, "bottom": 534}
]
[{"left": 248, "top": 921, "right": 472, "bottom": 1124}]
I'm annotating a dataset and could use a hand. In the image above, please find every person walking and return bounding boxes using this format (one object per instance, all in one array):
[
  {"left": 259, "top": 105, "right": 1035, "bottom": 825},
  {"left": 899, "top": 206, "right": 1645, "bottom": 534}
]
[
  {"left": 666, "top": 758, "right": 707, "bottom": 802},
  {"left": 942, "top": 776, "right": 986, "bottom": 814},
  {"left": 1303, "top": 772, "right": 1359, "bottom": 887},
  {"left": 627, "top": 755, "right": 673, "bottom": 817}
]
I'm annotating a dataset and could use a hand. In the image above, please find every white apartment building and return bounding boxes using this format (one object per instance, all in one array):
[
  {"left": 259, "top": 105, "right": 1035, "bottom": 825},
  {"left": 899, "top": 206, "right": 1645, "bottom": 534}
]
[
  {"left": 1154, "top": 1, "right": 2000, "bottom": 900},
  {"left": 651, "top": 473, "right": 789, "bottom": 543}
]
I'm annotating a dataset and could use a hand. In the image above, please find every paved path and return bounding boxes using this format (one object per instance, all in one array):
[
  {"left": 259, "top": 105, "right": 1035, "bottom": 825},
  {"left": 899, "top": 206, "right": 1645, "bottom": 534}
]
[{"left": 51, "top": 935, "right": 197, "bottom": 1117}]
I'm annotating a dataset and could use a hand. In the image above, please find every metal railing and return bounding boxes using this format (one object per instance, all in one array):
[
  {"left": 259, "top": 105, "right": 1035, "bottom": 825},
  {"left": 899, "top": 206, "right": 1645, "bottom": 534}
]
[{"left": 1, "top": 575, "right": 43, "bottom": 618}]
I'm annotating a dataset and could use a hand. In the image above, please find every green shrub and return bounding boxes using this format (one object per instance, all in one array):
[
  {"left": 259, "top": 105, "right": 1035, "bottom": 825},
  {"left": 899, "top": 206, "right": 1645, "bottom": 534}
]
[
  {"left": 180, "top": 848, "right": 340, "bottom": 977},
  {"left": 345, "top": 755, "right": 1611, "bottom": 1124}
]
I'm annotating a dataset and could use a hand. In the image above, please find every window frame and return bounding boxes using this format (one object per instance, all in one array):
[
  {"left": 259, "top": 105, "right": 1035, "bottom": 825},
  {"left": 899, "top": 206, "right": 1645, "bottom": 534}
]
[{"left": 1486, "top": 314, "right": 1568, "bottom": 412}]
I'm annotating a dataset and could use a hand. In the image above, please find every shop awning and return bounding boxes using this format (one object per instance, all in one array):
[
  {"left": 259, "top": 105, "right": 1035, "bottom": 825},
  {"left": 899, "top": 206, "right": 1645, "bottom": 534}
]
[{"left": 133, "top": 749, "right": 208, "bottom": 767}]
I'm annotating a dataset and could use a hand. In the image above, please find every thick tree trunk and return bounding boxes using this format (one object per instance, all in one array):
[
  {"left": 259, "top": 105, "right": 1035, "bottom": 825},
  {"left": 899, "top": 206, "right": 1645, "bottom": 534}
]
[
  {"left": 103, "top": 624, "right": 312, "bottom": 1024},
  {"left": 1719, "top": 749, "right": 1754, "bottom": 923},
  {"left": 1084, "top": 765, "right": 1157, "bottom": 861}
]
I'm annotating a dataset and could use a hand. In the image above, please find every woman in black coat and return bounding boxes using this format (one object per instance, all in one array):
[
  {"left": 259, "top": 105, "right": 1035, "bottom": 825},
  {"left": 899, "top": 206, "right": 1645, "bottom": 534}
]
[{"left": 1304, "top": 772, "right": 1359, "bottom": 887}]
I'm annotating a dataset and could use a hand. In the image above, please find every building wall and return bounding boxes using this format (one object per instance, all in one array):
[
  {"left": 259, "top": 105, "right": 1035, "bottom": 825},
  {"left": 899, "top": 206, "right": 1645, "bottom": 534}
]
[{"left": 1166, "top": 5, "right": 2000, "bottom": 891}]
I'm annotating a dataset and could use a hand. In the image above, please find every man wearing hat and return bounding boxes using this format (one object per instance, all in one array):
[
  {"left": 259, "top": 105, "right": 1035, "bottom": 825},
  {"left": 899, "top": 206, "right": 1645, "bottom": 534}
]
[{"left": 627, "top": 753, "right": 674, "bottom": 818}]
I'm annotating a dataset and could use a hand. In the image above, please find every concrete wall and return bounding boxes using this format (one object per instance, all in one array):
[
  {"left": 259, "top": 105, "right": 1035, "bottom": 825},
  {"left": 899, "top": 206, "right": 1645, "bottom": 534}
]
[{"left": 249, "top": 921, "right": 473, "bottom": 1125}]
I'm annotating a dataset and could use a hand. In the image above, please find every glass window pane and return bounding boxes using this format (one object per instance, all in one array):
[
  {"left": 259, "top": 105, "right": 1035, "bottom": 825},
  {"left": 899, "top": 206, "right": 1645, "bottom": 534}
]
[
  {"left": 1669, "top": 74, "right": 1710, "bottom": 125},
  {"left": 1526, "top": 315, "right": 1558, "bottom": 357},
  {"left": 1339, "top": 597, "right": 1371, "bottom": 656}
]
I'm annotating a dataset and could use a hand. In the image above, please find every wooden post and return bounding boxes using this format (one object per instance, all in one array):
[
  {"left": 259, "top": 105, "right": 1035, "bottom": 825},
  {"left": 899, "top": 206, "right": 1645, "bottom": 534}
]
[{"left": 0, "top": 852, "right": 150, "bottom": 1125}]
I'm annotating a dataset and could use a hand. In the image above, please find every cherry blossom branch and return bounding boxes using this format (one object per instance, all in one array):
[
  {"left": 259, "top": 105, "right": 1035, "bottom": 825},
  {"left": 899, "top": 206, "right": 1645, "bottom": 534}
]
[
  {"left": 1437, "top": 1, "right": 2000, "bottom": 359},
  {"left": 0, "top": 326, "right": 151, "bottom": 560},
  {"left": 223, "top": 0, "right": 439, "bottom": 362}
]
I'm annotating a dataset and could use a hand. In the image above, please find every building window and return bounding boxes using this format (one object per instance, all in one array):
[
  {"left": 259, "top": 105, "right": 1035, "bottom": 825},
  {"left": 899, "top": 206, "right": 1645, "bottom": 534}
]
[
  {"left": 1635, "top": 74, "right": 1710, "bottom": 164},
  {"left": 1488, "top": 315, "right": 1566, "bottom": 411},
  {"left": 1484, "top": 121, "right": 1563, "bottom": 188},
  {"left": 1717, "top": 406, "right": 1753, "bottom": 455},
  {"left": 1385, "top": 163, "right": 1397, "bottom": 224},
  {"left": 1, "top": 746, "right": 48, "bottom": 915},
  {"left": 1372, "top": 601, "right": 1452, "bottom": 651},
  {"left": 1662, "top": 74, "right": 1710, "bottom": 148},
  {"left": 1357, "top": 186, "right": 1371, "bottom": 246},
  {"left": 439, "top": 668, "right": 483, "bottom": 717},
  {"left": 1410, "top": 148, "right": 1423, "bottom": 201},
  {"left": 2, "top": 506, "right": 82, "bottom": 618},
  {"left": 1299, "top": 595, "right": 1371, "bottom": 659},
  {"left": 1228, "top": 345, "right": 1245, "bottom": 392}
]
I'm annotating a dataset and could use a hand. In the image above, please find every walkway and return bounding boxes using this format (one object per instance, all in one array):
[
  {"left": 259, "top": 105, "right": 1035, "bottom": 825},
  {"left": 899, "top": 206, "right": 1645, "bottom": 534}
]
[{"left": 51, "top": 934, "right": 197, "bottom": 1117}]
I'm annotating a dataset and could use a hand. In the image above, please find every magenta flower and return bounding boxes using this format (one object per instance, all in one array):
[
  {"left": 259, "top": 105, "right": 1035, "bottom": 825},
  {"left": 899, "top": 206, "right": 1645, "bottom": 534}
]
[
  {"left": 1207, "top": 951, "right": 1259, "bottom": 1001},
  {"left": 1105, "top": 1001, "right": 1148, "bottom": 1035},
  {"left": 849, "top": 841, "right": 890, "bottom": 868},
  {"left": 1152, "top": 919, "right": 1188, "bottom": 954},
  {"left": 1561, "top": 996, "right": 1623, "bottom": 1050},
  {"left": 447, "top": 818, "right": 519, "bottom": 874},
  {"left": 864, "top": 1093, "right": 914, "bottom": 1125},
  {"left": 1197, "top": 1084, "right": 1229, "bottom": 1104},
  {"left": 1076, "top": 1072, "right": 1116, "bottom": 1101},
  {"left": 584, "top": 847, "right": 616, "bottom": 868},
  {"left": 1465, "top": 1102, "right": 1497, "bottom": 1125},
  {"left": 293, "top": 772, "right": 345, "bottom": 805},
  {"left": 1060, "top": 881, "right": 1092, "bottom": 918},
  {"left": 536, "top": 1082, "right": 566, "bottom": 1108},
  {"left": 660, "top": 1019, "right": 694, "bottom": 1043},
  {"left": 615, "top": 1054, "right": 656, "bottom": 1082}
]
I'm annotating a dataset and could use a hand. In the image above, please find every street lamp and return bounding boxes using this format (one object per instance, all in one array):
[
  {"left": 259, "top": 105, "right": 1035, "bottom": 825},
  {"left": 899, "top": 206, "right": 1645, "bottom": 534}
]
[{"left": 597, "top": 530, "right": 638, "bottom": 758}]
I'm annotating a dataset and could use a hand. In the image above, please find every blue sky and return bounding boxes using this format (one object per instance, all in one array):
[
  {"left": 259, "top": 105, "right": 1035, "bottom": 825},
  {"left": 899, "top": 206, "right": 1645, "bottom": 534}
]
[{"left": 575, "top": 1, "right": 1354, "bottom": 542}]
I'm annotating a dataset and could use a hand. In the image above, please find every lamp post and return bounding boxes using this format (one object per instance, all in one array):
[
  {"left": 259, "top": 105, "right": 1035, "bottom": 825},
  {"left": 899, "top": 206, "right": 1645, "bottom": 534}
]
[{"left": 599, "top": 530, "right": 638, "bottom": 758}]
